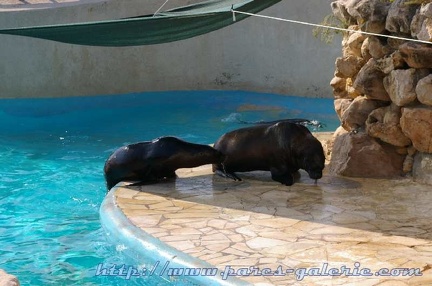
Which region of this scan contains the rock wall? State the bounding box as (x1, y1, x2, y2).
(328, 0, 432, 184)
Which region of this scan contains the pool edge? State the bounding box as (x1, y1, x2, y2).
(99, 186, 251, 286)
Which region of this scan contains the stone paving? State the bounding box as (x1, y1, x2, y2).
(112, 134, 432, 285)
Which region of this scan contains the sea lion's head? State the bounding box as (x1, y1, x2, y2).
(301, 139, 325, 183)
(176, 140, 226, 167)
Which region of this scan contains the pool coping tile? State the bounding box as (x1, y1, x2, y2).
(100, 186, 250, 286)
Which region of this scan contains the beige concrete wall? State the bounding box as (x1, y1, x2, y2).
(0, 0, 340, 98)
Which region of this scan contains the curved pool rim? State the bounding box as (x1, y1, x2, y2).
(100, 185, 250, 286)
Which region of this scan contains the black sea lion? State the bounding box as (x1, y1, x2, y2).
(104, 136, 225, 190)
(212, 121, 325, 186)
(238, 118, 324, 129)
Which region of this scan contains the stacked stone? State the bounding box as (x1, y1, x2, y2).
(328, 0, 432, 184)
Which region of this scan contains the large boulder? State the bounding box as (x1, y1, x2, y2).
(416, 18, 432, 41)
(383, 68, 430, 106)
(331, 1, 356, 24)
(400, 106, 432, 153)
(413, 152, 432, 185)
(420, 2, 432, 18)
(411, 3, 432, 41)
(328, 129, 405, 177)
(0, 269, 19, 286)
(353, 58, 391, 101)
(341, 96, 387, 131)
(330, 76, 349, 98)
(399, 42, 432, 69)
(366, 104, 411, 147)
(322, 126, 347, 160)
(343, 0, 391, 24)
(376, 51, 406, 74)
(334, 98, 353, 120)
(367, 36, 393, 59)
(416, 74, 432, 106)
(385, 0, 419, 34)
(343, 32, 367, 58)
(335, 55, 364, 78)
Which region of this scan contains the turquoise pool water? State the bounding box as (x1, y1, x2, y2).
(0, 90, 338, 285)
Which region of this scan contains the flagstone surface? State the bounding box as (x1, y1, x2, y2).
(111, 134, 432, 285)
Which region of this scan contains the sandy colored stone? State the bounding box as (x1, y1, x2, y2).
(235, 226, 258, 238)
(416, 74, 432, 107)
(162, 234, 201, 242)
(353, 58, 390, 101)
(345, 77, 362, 99)
(147, 201, 175, 209)
(257, 231, 298, 242)
(361, 37, 372, 61)
(401, 106, 432, 153)
(343, 0, 390, 24)
(413, 152, 432, 185)
(251, 217, 298, 228)
(332, 212, 371, 224)
(331, 0, 353, 23)
(197, 252, 223, 261)
(111, 144, 432, 285)
(164, 212, 219, 219)
(334, 98, 353, 121)
(221, 247, 250, 257)
(385, 0, 418, 34)
(129, 214, 163, 228)
(411, 4, 432, 41)
(341, 95, 387, 131)
(201, 233, 230, 242)
(328, 130, 405, 177)
(206, 219, 227, 230)
(206, 255, 238, 265)
(384, 68, 430, 106)
(115, 187, 140, 198)
(403, 154, 415, 173)
(309, 225, 354, 235)
(376, 51, 406, 74)
(368, 36, 392, 59)
(246, 237, 289, 249)
(335, 55, 364, 78)
(173, 240, 199, 251)
(159, 218, 207, 226)
(344, 32, 367, 58)
(331, 76, 348, 98)
(399, 42, 432, 69)
(366, 104, 411, 147)
(169, 228, 202, 235)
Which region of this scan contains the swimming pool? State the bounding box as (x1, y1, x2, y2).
(0, 90, 338, 285)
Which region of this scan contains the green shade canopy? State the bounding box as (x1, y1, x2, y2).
(0, 0, 282, 47)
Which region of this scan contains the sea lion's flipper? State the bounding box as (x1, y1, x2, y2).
(270, 168, 294, 186)
(214, 169, 242, 181)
